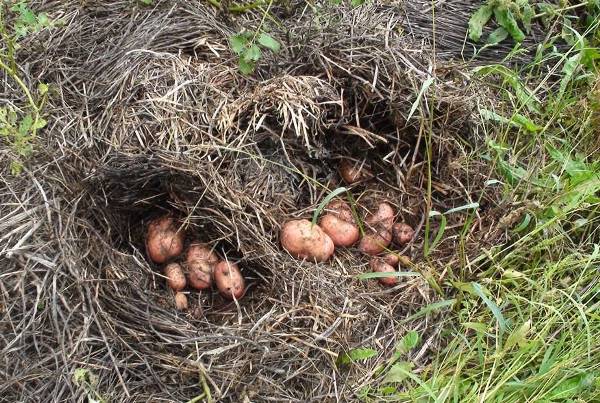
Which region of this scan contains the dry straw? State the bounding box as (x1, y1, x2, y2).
(0, 1, 518, 401)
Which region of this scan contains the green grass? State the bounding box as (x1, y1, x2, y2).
(359, 5, 600, 402)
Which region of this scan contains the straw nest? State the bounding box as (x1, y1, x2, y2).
(1, 1, 512, 401)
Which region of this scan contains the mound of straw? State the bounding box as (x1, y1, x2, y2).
(1, 1, 508, 400)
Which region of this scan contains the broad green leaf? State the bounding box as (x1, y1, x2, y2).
(18, 114, 33, 135)
(472, 282, 507, 332)
(38, 82, 49, 96)
(494, 7, 525, 42)
(396, 331, 420, 354)
(462, 322, 488, 333)
(229, 34, 248, 55)
(511, 113, 540, 132)
(546, 372, 596, 400)
(469, 4, 493, 42)
(383, 362, 413, 384)
(521, 3, 534, 33)
(238, 58, 255, 75)
(33, 118, 47, 130)
(337, 347, 377, 366)
(351, 0, 367, 7)
(258, 33, 280, 52)
(504, 320, 531, 350)
(486, 27, 508, 45)
(243, 44, 261, 62)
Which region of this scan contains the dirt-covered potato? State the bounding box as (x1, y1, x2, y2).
(186, 243, 219, 290)
(146, 215, 185, 264)
(214, 261, 245, 300)
(187, 261, 213, 290)
(164, 262, 186, 291)
(382, 253, 399, 267)
(369, 257, 399, 287)
(280, 219, 335, 262)
(319, 200, 359, 247)
(392, 223, 415, 245)
(338, 159, 373, 184)
(174, 292, 188, 310)
(359, 202, 395, 255)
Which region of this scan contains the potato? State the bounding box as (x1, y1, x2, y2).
(383, 253, 399, 267)
(174, 292, 188, 310)
(164, 262, 186, 291)
(187, 242, 219, 265)
(392, 223, 415, 245)
(281, 219, 335, 262)
(187, 261, 213, 290)
(338, 159, 373, 184)
(319, 200, 359, 247)
(146, 215, 185, 264)
(359, 202, 395, 255)
(214, 260, 245, 300)
(186, 243, 219, 290)
(369, 257, 399, 287)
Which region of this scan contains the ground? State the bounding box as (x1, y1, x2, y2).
(0, 1, 599, 402)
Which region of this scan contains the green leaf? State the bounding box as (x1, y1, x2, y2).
(402, 299, 456, 322)
(19, 114, 33, 135)
(486, 27, 509, 45)
(258, 33, 280, 53)
(337, 347, 377, 366)
(510, 114, 540, 132)
(471, 282, 507, 333)
(238, 58, 255, 75)
(504, 320, 531, 350)
(407, 77, 434, 122)
(425, 210, 447, 256)
(546, 372, 596, 400)
(469, 4, 494, 42)
(521, 3, 534, 33)
(38, 82, 49, 96)
(494, 7, 525, 42)
(311, 187, 348, 226)
(33, 118, 47, 130)
(397, 331, 420, 354)
(243, 44, 261, 62)
(351, 0, 367, 7)
(229, 34, 248, 55)
(383, 362, 413, 384)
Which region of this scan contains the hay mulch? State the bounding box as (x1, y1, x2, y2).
(1, 1, 514, 401)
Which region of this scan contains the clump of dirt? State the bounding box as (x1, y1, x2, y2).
(1, 1, 507, 401)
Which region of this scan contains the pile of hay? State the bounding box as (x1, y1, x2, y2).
(1, 1, 508, 401)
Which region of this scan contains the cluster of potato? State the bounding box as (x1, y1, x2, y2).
(145, 215, 245, 310)
(280, 160, 415, 286)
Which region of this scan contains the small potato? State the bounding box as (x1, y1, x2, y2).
(359, 202, 395, 255)
(359, 230, 393, 255)
(392, 223, 415, 245)
(383, 253, 399, 267)
(319, 200, 359, 247)
(174, 292, 188, 310)
(369, 257, 399, 287)
(187, 243, 219, 266)
(280, 219, 335, 262)
(339, 159, 373, 184)
(214, 261, 245, 300)
(146, 215, 185, 264)
(187, 261, 213, 290)
(164, 262, 186, 291)
(186, 243, 219, 290)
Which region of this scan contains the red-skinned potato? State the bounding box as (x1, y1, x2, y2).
(383, 253, 400, 267)
(164, 262, 186, 291)
(214, 260, 245, 300)
(146, 215, 185, 264)
(369, 257, 399, 287)
(392, 223, 415, 245)
(186, 243, 218, 290)
(319, 200, 359, 247)
(174, 292, 188, 310)
(187, 261, 213, 290)
(359, 202, 395, 255)
(339, 159, 373, 184)
(280, 219, 335, 262)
